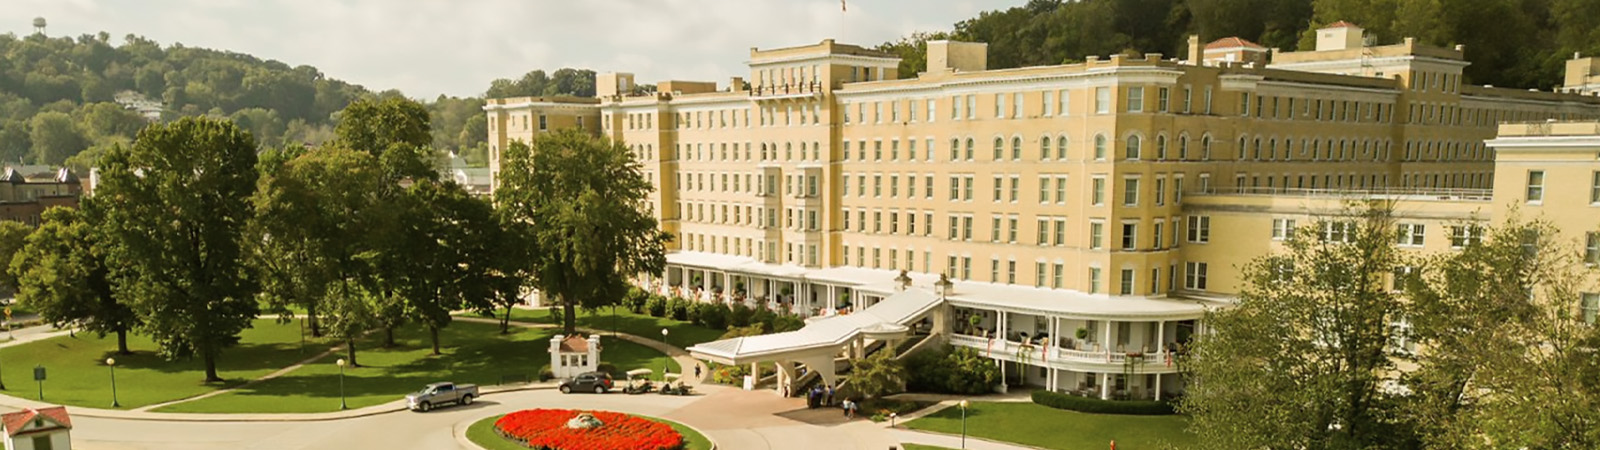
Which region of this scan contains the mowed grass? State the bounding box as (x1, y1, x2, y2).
(904, 401, 1196, 450)
(159, 321, 682, 413)
(0, 319, 314, 409)
(466, 413, 713, 450)
(491, 307, 727, 348)
(900, 444, 958, 450)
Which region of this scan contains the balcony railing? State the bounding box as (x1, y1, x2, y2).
(1194, 186, 1494, 201)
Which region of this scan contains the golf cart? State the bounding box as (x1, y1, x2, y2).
(658, 372, 693, 396)
(621, 369, 655, 394)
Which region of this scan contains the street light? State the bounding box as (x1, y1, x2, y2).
(959, 399, 970, 449)
(660, 328, 670, 347)
(106, 358, 119, 408)
(661, 328, 671, 379)
(336, 358, 348, 410)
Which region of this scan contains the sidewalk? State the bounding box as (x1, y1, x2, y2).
(0, 382, 555, 422)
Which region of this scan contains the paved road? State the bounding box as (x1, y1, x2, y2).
(4, 383, 938, 450)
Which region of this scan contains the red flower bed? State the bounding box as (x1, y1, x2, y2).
(494, 409, 685, 450)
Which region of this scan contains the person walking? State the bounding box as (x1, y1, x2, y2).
(694, 364, 702, 379)
(825, 384, 835, 406)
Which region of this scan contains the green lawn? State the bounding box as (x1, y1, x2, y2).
(490, 307, 727, 348)
(904, 401, 1196, 450)
(0, 319, 314, 409)
(158, 322, 680, 413)
(466, 413, 712, 450)
(900, 444, 957, 450)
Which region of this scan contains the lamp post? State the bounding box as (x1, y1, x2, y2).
(336, 358, 348, 410)
(959, 399, 970, 449)
(661, 328, 670, 347)
(661, 328, 671, 378)
(106, 358, 119, 408)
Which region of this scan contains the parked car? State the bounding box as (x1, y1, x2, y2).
(406, 382, 479, 412)
(558, 371, 614, 394)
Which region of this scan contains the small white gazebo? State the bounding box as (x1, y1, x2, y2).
(549, 334, 602, 379)
(2, 407, 72, 450)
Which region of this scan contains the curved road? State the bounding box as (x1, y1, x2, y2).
(8, 383, 910, 450)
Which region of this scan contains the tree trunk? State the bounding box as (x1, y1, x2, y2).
(116, 328, 130, 355)
(346, 338, 359, 367)
(384, 327, 395, 348)
(562, 296, 577, 335)
(202, 348, 222, 382)
(307, 302, 322, 337)
(429, 325, 441, 355)
(500, 306, 512, 334)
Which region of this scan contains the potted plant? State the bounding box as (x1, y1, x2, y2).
(1076, 327, 1091, 350)
(968, 315, 983, 336)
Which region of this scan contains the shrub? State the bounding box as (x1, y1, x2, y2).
(595, 362, 620, 378)
(710, 363, 749, 385)
(1031, 390, 1176, 415)
(538, 369, 555, 382)
(727, 303, 753, 327)
(769, 313, 805, 333)
(719, 324, 765, 340)
(645, 296, 667, 317)
(751, 307, 778, 330)
(694, 302, 728, 330)
(905, 345, 1001, 395)
(668, 297, 691, 321)
(622, 288, 650, 313)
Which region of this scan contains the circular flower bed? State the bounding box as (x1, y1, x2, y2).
(494, 409, 685, 450)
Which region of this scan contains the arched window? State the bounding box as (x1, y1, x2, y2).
(1040, 136, 1052, 160)
(1126, 135, 1142, 160)
(1156, 135, 1168, 160)
(965, 138, 975, 160)
(993, 137, 1005, 161)
(1011, 137, 1023, 160)
(1201, 135, 1213, 160)
(1178, 134, 1190, 160)
(1237, 136, 1248, 161)
(1056, 136, 1069, 160)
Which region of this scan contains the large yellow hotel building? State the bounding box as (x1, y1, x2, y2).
(486, 22, 1600, 400)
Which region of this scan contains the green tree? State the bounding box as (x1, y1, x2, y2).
(11, 202, 137, 354)
(495, 130, 669, 335)
(28, 111, 85, 165)
(390, 179, 497, 354)
(0, 221, 32, 295)
(847, 351, 908, 400)
(1180, 202, 1412, 450)
(96, 117, 260, 382)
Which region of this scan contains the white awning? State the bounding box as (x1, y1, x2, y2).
(689, 288, 940, 365)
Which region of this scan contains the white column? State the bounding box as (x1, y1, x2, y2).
(1048, 368, 1057, 392)
(1157, 320, 1166, 353)
(1104, 320, 1114, 358)
(998, 311, 1008, 341)
(1156, 373, 1163, 401)
(1100, 373, 1110, 400)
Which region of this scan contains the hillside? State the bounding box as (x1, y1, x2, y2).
(877, 0, 1600, 90)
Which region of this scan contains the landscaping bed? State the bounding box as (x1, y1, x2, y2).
(467, 410, 712, 450)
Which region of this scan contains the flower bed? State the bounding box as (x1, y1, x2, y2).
(494, 409, 685, 450)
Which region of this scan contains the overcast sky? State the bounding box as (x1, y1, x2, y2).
(3, 0, 1019, 98)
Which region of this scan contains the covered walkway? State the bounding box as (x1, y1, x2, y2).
(688, 287, 945, 394)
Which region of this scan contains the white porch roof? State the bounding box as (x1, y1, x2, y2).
(689, 288, 941, 365)
(666, 252, 811, 278)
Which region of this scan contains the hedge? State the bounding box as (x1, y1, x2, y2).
(1031, 390, 1176, 415)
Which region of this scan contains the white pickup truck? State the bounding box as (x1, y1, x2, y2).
(406, 382, 479, 412)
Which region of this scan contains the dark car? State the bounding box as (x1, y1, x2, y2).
(558, 371, 614, 394)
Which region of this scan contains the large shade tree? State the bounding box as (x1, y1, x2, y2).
(495, 129, 668, 335)
(11, 202, 136, 353)
(390, 178, 498, 354)
(96, 117, 260, 382)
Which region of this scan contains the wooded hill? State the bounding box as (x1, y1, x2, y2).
(876, 0, 1600, 90)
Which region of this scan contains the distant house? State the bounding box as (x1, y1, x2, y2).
(0, 166, 82, 226)
(2, 407, 73, 450)
(445, 155, 492, 196)
(112, 91, 164, 122)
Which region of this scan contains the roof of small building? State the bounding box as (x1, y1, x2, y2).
(1205, 37, 1266, 51)
(2, 165, 77, 184)
(1325, 20, 1361, 29)
(2, 407, 71, 438)
(558, 335, 590, 353)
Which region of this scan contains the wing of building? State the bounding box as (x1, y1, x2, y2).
(485, 22, 1600, 401)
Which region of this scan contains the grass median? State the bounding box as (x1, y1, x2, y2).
(904, 401, 1196, 449)
(0, 319, 312, 409)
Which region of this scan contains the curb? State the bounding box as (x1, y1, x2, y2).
(1, 384, 556, 423)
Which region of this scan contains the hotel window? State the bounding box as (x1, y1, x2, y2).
(1090, 221, 1105, 249)
(1126, 135, 1142, 160)
(1039, 136, 1052, 160)
(1119, 269, 1135, 295)
(1089, 267, 1103, 294)
(1122, 177, 1139, 206)
(1201, 135, 1212, 160)
(1526, 170, 1544, 202)
(1187, 216, 1210, 243)
(964, 175, 974, 200)
(1396, 223, 1426, 247)
(1036, 263, 1047, 287)
(1272, 219, 1297, 241)
(1011, 137, 1022, 160)
(925, 176, 934, 199)
(965, 138, 975, 160)
(891, 140, 900, 161)
(992, 137, 1004, 161)
(1009, 176, 1020, 202)
(1183, 86, 1192, 112)
(908, 139, 917, 160)
(538, 115, 548, 130)
(928, 100, 936, 122)
(949, 138, 961, 161)
(1121, 223, 1137, 250)
(1052, 264, 1064, 288)
(1185, 262, 1208, 290)
(949, 176, 961, 200)
(843, 210, 851, 231)
(995, 93, 1005, 118)
(1038, 176, 1051, 203)
(1126, 87, 1144, 112)
(1153, 222, 1164, 249)
(1007, 260, 1017, 284)
(962, 256, 972, 279)
(991, 216, 1003, 242)
(948, 216, 960, 239)
(856, 175, 866, 196)
(924, 212, 934, 235)
(890, 175, 899, 197)
(873, 175, 882, 197)
(1055, 177, 1067, 203)
(1094, 134, 1108, 160)
(1053, 219, 1066, 245)
(1158, 87, 1170, 112)
(1037, 218, 1050, 246)
(992, 176, 1003, 201)
(1590, 171, 1599, 204)
(1154, 177, 1167, 206)
(1091, 177, 1106, 206)
(963, 215, 974, 240)
(1322, 221, 1355, 243)
(1008, 216, 1019, 243)
(1014, 92, 1024, 117)
(1203, 86, 1213, 114)
(1095, 87, 1111, 114)
(1583, 293, 1599, 325)
(1057, 136, 1069, 159)
(952, 96, 962, 120)
(966, 95, 976, 119)
(1043, 91, 1055, 116)
(1586, 232, 1600, 265)
(1156, 135, 1167, 160)
(908, 212, 917, 235)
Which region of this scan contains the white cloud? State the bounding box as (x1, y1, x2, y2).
(1, 0, 1019, 97)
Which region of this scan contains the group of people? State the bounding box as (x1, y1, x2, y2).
(804, 384, 860, 418)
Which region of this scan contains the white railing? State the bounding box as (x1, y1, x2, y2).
(1195, 186, 1494, 201)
